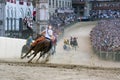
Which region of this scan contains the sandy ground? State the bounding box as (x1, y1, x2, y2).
(48, 22, 95, 66)
(0, 62, 120, 80)
(1, 22, 120, 80)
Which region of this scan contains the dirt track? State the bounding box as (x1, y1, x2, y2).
(49, 22, 98, 66)
(1, 22, 120, 80)
(0, 62, 120, 80)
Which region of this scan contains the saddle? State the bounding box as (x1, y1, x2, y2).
(31, 36, 46, 47)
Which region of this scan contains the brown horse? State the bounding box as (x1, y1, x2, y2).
(21, 37, 52, 63)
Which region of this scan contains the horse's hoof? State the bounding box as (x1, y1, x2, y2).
(21, 57, 24, 59)
(27, 56, 30, 58)
(28, 61, 32, 63)
(46, 59, 49, 62)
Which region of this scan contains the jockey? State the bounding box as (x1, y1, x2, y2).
(45, 25, 54, 40)
(31, 25, 54, 49)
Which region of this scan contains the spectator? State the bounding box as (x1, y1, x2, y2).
(33, 8, 36, 21)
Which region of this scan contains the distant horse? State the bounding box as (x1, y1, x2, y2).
(21, 37, 52, 63)
(70, 37, 78, 50)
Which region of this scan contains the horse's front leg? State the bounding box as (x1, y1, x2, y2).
(27, 52, 34, 58)
(21, 49, 32, 59)
(36, 52, 44, 62)
(28, 52, 37, 63)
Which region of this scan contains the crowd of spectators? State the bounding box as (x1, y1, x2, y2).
(94, 3, 120, 8)
(49, 12, 78, 36)
(23, 16, 33, 31)
(90, 2, 120, 19)
(90, 10, 120, 19)
(90, 19, 120, 52)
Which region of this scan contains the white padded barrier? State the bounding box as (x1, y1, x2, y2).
(0, 37, 26, 58)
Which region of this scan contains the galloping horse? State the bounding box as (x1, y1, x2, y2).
(70, 37, 78, 50)
(21, 36, 52, 63)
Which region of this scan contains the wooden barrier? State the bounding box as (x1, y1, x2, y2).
(93, 48, 120, 61)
